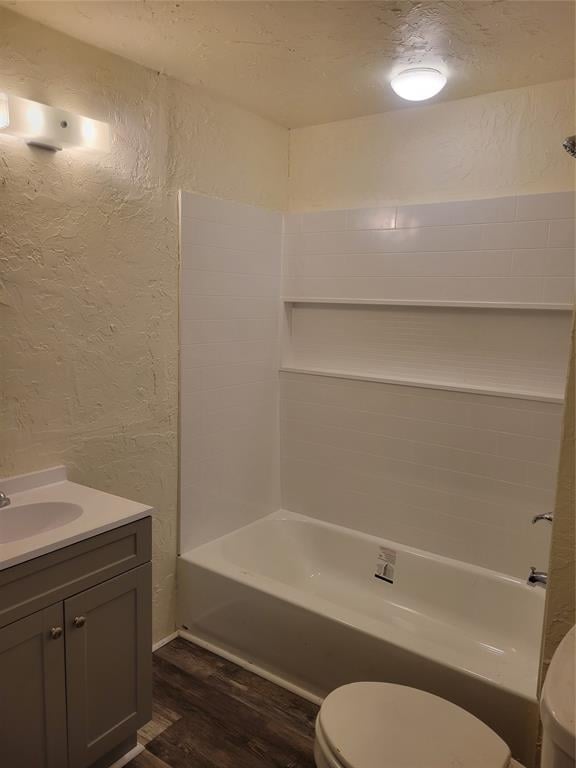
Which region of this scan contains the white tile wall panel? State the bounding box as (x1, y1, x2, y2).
(182, 362, 277, 393)
(280, 457, 551, 576)
(511, 248, 574, 277)
(279, 371, 562, 432)
(300, 210, 348, 232)
(284, 250, 514, 278)
(548, 219, 576, 248)
(280, 416, 556, 489)
(283, 276, 553, 303)
(283, 213, 302, 234)
(181, 383, 277, 461)
(187, 378, 278, 416)
(183, 244, 280, 275)
(516, 192, 575, 221)
(346, 207, 396, 230)
(179, 191, 281, 553)
(395, 197, 517, 228)
(279, 371, 561, 576)
(181, 296, 278, 322)
(181, 217, 280, 254)
(283, 304, 570, 400)
(480, 221, 549, 250)
(540, 277, 576, 304)
(181, 339, 278, 368)
(181, 318, 278, 346)
(181, 270, 279, 297)
(282, 191, 575, 306)
(179, 191, 571, 578)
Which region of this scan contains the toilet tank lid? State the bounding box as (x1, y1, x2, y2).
(317, 682, 510, 768)
(541, 626, 576, 758)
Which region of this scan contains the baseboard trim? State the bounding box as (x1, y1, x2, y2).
(152, 631, 179, 652)
(107, 743, 144, 768)
(177, 628, 322, 705)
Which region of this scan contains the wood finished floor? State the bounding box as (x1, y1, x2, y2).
(127, 638, 318, 768)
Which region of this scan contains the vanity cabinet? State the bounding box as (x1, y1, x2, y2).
(0, 518, 152, 768)
(0, 603, 68, 768)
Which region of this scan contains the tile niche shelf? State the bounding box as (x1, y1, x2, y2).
(283, 298, 574, 311)
(280, 299, 573, 403)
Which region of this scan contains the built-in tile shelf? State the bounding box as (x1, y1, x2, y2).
(283, 298, 573, 311)
(279, 365, 564, 403)
(281, 301, 571, 404)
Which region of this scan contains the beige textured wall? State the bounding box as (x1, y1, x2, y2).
(540, 318, 575, 684)
(289, 80, 575, 210)
(0, 7, 288, 642)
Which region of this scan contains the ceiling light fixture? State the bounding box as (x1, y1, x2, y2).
(0, 93, 110, 151)
(0, 92, 9, 129)
(390, 68, 447, 102)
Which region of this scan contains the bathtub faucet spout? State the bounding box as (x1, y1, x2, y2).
(532, 513, 553, 524)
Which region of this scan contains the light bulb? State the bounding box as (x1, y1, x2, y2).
(390, 68, 447, 102)
(0, 93, 9, 129)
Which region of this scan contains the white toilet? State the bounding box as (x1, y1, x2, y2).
(314, 626, 575, 768)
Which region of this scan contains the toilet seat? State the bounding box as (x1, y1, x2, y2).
(315, 682, 511, 768)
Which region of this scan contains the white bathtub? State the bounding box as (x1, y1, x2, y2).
(178, 510, 545, 767)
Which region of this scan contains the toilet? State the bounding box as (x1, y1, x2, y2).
(314, 626, 575, 768)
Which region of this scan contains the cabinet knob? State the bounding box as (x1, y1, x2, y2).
(50, 626, 63, 640)
(73, 616, 86, 628)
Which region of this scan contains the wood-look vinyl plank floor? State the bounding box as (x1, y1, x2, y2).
(128, 638, 318, 768)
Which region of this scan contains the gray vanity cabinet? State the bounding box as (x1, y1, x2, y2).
(0, 518, 152, 768)
(0, 603, 68, 768)
(65, 564, 152, 768)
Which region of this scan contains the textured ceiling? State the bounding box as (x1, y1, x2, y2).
(6, 1, 576, 127)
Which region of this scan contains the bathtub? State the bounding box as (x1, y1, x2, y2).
(178, 510, 545, 767)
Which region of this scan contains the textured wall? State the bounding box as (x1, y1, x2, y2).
(289, 80, 575, 211)
(0, 7, 288, 642)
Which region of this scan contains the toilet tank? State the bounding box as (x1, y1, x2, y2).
(540, 626, 575, 768)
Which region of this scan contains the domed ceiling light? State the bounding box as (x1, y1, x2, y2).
(390, 68, 447, 102)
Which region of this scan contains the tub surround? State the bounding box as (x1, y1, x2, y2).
(279, 191, 573, 577)
(179, 192, 282, 551)
(282, 192, 575, 307)
(179, 191, 572, 577)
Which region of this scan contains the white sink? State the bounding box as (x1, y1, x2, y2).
(0, 466, 152, 570)
(0, 502, 84, 543)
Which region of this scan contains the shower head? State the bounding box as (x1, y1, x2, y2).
(563, 135, 576, 158)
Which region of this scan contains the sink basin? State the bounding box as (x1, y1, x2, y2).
(0, 502, 84, 543)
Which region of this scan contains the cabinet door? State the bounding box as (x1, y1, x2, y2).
(0, 603, 68, 768)
(65, 563, 152, 768)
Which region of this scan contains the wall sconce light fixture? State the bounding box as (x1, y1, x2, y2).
(0, 93, 110, 152)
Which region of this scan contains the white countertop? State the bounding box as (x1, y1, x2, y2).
(0, 466, 153, 571)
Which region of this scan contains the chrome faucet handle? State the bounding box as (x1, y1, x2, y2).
(532, 513, 554, 524)
(528, 566, 548, 587)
